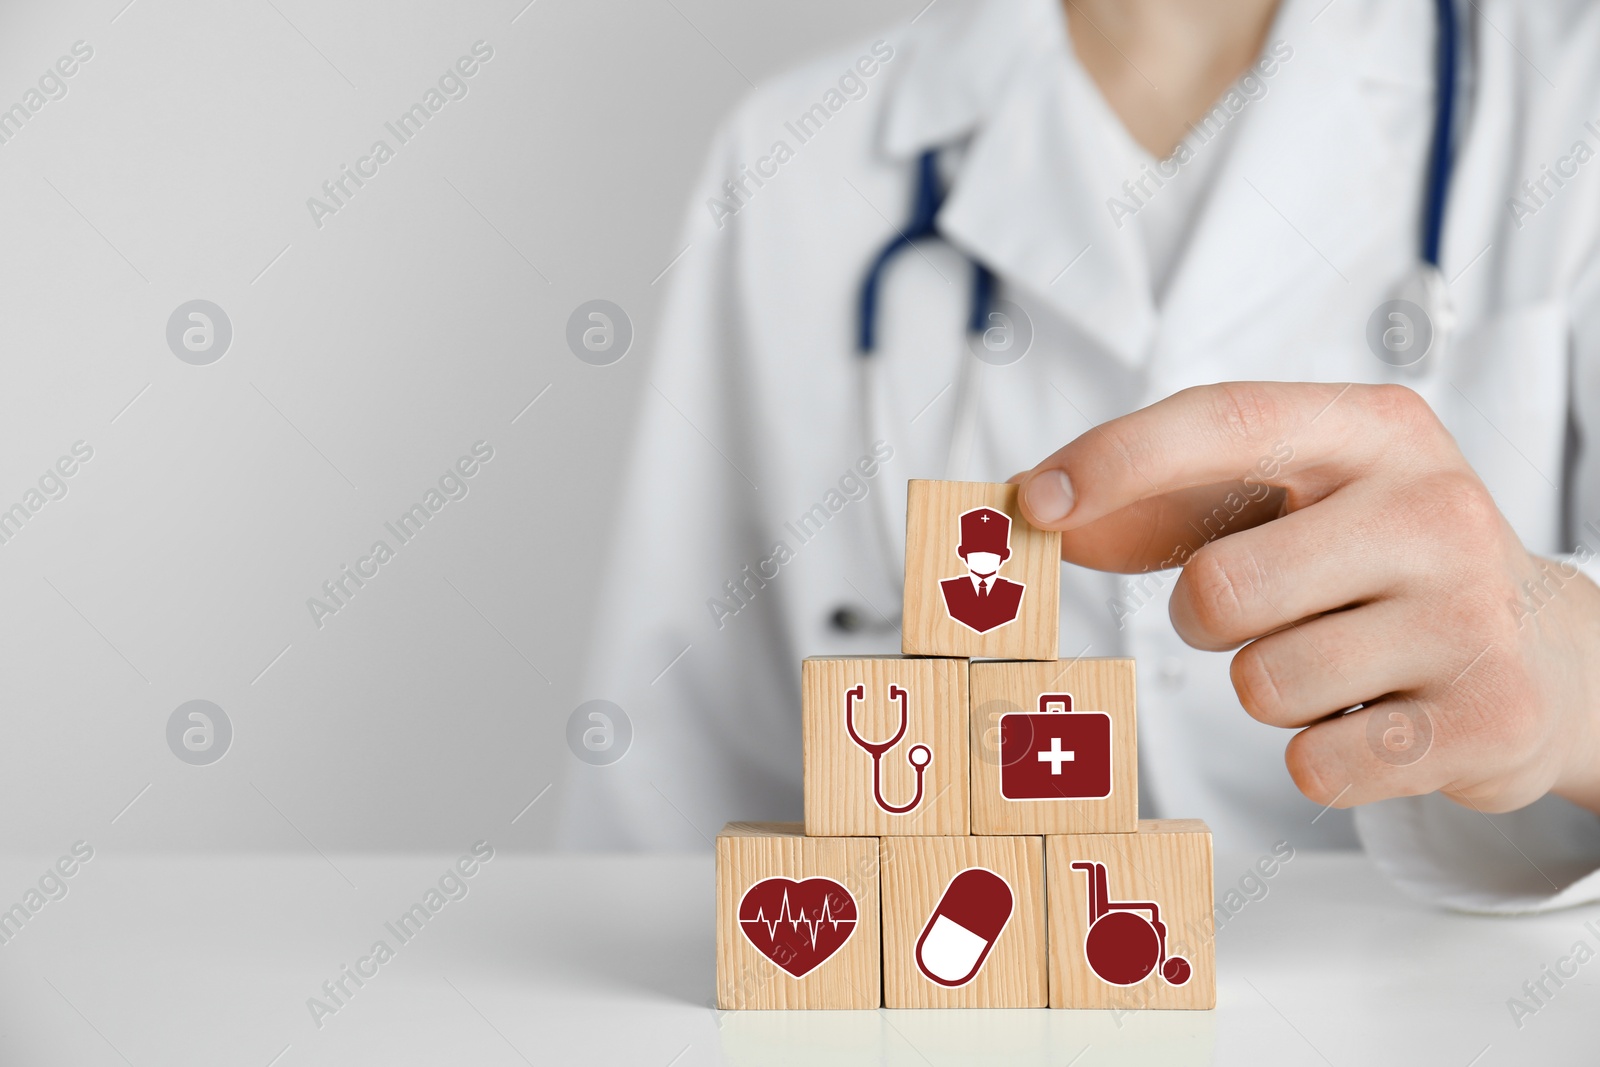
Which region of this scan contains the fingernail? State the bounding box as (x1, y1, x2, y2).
(1022, 469, 1074, 524)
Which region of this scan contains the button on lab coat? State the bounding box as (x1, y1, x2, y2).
(561, 0, 1600, 912)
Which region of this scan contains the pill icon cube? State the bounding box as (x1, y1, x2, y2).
(915, 867, 1014, 987)
(882, 836, 1045, 1008)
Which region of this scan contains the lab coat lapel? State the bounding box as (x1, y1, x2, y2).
(881, 0, 1158, 369)
(880, 0, 1061, 158)
(881, 0, 1433, 375)
(937, 48, 1159, 368)
(1152, 0, 1432, 375)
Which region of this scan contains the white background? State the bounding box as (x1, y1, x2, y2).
(0, 0, 918, 852)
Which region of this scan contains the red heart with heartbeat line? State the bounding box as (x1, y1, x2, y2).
(738, 877, 857, 978)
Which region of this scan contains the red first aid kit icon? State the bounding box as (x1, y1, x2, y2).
(999, 694, 1112, 801)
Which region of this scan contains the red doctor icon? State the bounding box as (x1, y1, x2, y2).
(844, 684, 931, 815)
(1071, 862, 1191, 987)
(939, 507, 1025, 633)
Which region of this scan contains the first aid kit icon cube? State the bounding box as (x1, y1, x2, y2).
(969, 658, 1138, 835)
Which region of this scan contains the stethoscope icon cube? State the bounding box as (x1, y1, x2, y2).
(800, 657, 970, 838)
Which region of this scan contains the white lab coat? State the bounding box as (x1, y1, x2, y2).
(561, 0, 1600, 912)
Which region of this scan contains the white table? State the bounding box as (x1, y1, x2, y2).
(0, 849, 1593, 1065)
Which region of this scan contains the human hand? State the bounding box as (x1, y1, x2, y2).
(1013, 382, 1600, 815)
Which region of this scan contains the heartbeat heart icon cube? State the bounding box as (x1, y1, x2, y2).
(716, 822, 881, 1009)
(880, 835, 1046, 1008)
(969, 659, 1137, 835)
(1046, 820, 1215, 1010)
(901, 481, 1060, 661)
(802, 657, 970, 837)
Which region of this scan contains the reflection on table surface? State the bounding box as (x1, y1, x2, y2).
(717, 1007, 1214, 1067)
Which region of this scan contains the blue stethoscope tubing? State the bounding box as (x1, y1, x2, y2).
(1422, 0, 1458, 272)
(858, 150, 997, 353)
(1411, 0, 1460, 358)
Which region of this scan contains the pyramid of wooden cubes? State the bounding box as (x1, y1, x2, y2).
(716, 480, 1215, 1010)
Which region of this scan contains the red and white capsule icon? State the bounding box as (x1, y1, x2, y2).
(914, 867, 1014, 987)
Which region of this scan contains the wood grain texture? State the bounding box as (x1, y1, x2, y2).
(716, 823, 881, 1009)
(803, 657, 969, 837)
(1046, 820, 1215, 1010)
(880, 835, 1046, 1008)
(968, 658, 1138, 835)
(901, 480, 1060, 660)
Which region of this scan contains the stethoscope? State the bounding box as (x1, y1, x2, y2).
(844, 684, 930, 814)
(829, 0, 1463, 636)
(1397, 0, 1461, 366)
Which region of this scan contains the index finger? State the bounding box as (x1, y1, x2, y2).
(1016, 382, 1420, 531)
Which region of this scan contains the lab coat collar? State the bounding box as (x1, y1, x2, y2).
(879, 0, 1434, 372)
(880, 0, 1064, 159)
(1148, 0, 1435, 371)
(885, 0, 1158, 365)
(940, 51, 1160, 366)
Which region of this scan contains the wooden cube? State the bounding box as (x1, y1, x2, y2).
(1046, 820, 1215, 1010)
(968, 658, 1138, 835)
(716, 822, 881, 1009)
(881, 835, 1046, 1008)
(902, 480, 1060, 660)
(803, 657, 969, 837)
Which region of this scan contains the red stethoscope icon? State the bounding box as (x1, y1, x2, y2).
(844, 684, 931, 815)
(1071, 861, 1191, 987)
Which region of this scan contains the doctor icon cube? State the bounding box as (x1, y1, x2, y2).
(969, 658, 1138, 835)
(803, 657, 970, 837)
(1046, 820, 1215, 1010)
(716, 823, 882, 1009)
(902, 481, 1060, 660)
(881, 835, 1046, 1007)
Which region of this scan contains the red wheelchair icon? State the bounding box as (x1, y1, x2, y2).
(1071, 861, 1191, 987)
